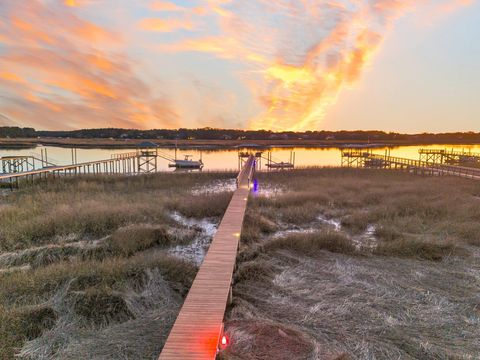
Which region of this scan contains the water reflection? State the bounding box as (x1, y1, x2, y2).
(1, 144, 480, 172)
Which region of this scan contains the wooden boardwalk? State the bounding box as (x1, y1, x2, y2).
(0, 151, 158, 186)
(419, 148, 480, 165)
(159, 155, 255, 360)
(341, 150, 480, 180)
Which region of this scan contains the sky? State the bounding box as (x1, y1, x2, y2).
(0, 0, 478, 132)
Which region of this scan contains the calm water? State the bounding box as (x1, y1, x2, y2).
(1, 144, 480, 172)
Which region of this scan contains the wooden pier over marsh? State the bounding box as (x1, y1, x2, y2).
(0, 151, 146, 188)
(419, 148, 480, 166)
(0, 147, 204, 188)
(159, 155, 256, 360)
(341, 149, 480, 180)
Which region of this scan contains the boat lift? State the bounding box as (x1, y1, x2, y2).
(168, 154, 203, 170)
(263, 151, 295, 170)
(136, 141, 204, 171)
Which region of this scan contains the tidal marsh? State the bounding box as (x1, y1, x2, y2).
(225, 168, 480, 359)
(0, 172, 235, 359)
(2, 168, 480, 359)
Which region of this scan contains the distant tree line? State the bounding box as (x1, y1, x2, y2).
(0, 127, 36, 138)
(1, 126, 480, 143)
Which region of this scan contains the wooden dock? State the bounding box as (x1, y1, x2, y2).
(419, 148, 480, 165)
(341, 149, 480, 180)
(0, 152, 138, 187)
(159, 155, 256, 360)
(0, 150, 171, 187)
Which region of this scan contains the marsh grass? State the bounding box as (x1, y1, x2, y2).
(107, 225, 172, 257)
(227, 168, 480, 359)
(251, 168, 480, 250)
(0, 171, 235, 358)
(263, 231, 356, 256)
(0, 305, 57, 359)
(73, 288, 134, 326)
(0, 172, 235, 251)
(219, 320, 315, 360)
(374, 224, 404, 242)
(0, 253, 196, 358)
(167, 191, 233, 218)
(0, 253, 196, 307)
(240, 212, 277, 245)
(234, 259, 275, 283)
(373, 238, 463, 261)
(340, 211, 372, 233)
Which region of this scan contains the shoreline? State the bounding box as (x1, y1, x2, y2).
(1, 137, 480, 150)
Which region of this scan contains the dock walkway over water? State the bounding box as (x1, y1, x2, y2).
(0, 151, 141, 186)
(159, 155, 255, 360)
(342, 149, 480, 180)
(0, 148, 204, 187)
(419, 148, 480, 165)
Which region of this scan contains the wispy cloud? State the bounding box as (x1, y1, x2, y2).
(0, 0, 474, 130)
(0, 0, 178, 130)
(156, 0, 473, 130)
(149, 1, 185, 12)
(139, 17, 195, 32)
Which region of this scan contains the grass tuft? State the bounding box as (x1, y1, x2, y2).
(167, 192, 233, 218)
(220, 320, 314, 360)
(373, 239, 462, 261)
(107, 225, 171, 257)
(234, 260, 274, 283)
(374, 225, 403, 242)
(263, 231, 356, 256)
(73, 288, 134, 326)
(0, 305, 57, 359)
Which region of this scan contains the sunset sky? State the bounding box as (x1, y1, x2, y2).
(0, 0, 478, 132)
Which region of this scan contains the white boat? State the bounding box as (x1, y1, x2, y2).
(168, 155, 203, 169)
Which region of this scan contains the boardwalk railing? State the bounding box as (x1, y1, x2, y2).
(419, 148, 480, 165)
(0, 153, 142, 187)
(159, 155, 255, 360)
(342, 150, 480, 180)
(111, 151, 138, 160)
(0, 149, 179, 187)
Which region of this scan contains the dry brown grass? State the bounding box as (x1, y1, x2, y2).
(107, 225, 172, 257)
(250, 168, 480, 251)
(219, 320, 315, 360)
(227, 168, 480, 359)
(234, 259, 275, 284)
(0, 171, 234, 358)
(240, 212, 277, 245)
(373, 238, 463, 261)
(263, 231, 356, 256)
(167, 191, 233, 218)
(0, 171, 234, 251)
(0, 253, 196, 307)
(73, 288, 134, 326)
(0, 253, 197, 358)
(0, 305, 57, 359)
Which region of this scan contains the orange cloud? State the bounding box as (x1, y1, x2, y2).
(0, 72, 24, 83)
(63, 0, 93, 7)
(139, 17, 195, 32)
(157, 0, 472, 130)
(76, 21, 119, 43)
(0, 0, 474, 131)
(0, 0, 179, 130)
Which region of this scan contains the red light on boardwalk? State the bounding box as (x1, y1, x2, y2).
(220, 335, 229, 349)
